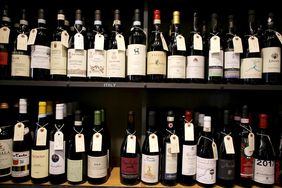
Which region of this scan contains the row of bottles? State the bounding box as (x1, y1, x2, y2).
(1, 6, 282, 84)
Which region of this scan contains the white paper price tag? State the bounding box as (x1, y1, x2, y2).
(36, 127, 47, 146)
(170, 135, 180, 153)
(149, 133, 159, 153)
(126, 135, 136, 153)
(176, 34, 186, 51)
(184, 122, 194, 141)
(54, 131, 64, 150)
(75, 133, 85, 152)
(116, 34, 126, 51)
(92, 133, 102, 151)
(61, 30, 69, 48)
(210, 36, 220, 53)
(224, 135, 235, 154)
(233, 36, 243, 53)
(160, 32, 168, 51)
(193, 33, 203, 50)
(74, 33, 84, 50)
(275, 31, 282, 45)
(248, 132, 255, 151)
(0, 27, 10, 44)
(248, 36, 260, 53)
(13, 122, 25, 141)
(17, 34, 28, 51)
(212, 141, 218, 160)
(27, 29, 37, 45)
(95, 34, 104, 50)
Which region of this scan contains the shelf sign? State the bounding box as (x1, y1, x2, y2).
(103, 82, 117, 87)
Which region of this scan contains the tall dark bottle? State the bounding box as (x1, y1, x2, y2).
(120, 111, 141, 185)
(146, 10, 167, 82)
(101, 109, 111, 175)
(141, 110, 160, 185)
(127, 9, 146, 82)
(30, 9, 50, 80)
(12, 98, 32, 182)
(253, 114, 275, 186)
(261, 12, 281, 84)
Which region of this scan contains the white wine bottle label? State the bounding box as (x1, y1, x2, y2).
(181, 145, 196, 176)
(51, 41, 67, 75)
(127, 44, 146, 76)
(13, 122, 25, 141)
(49, 141, 65, 175)
(67, 49, 87, 77)
(12, 151, 30, 177)
(262, 47, 281, 73)
(54, 131, 64, 150)
(67, 159, 83, 182)
(116, 34, 126, 51)
(218, 159, 235, 180)
(31, 45, 50, 69)
(248, 132, 255, 151)
(27, 29, 37, 45)
(17, 34, 28, 51)
(186, 55, 205, 79)
(141, 154, 159, 183)
(75, 134, 85, 152)
(224, 51, 240, 69)
(184, 122, 194, 141)
(11, 54, 30, 77)
(248, 36, 260, 53)
(196, 156, 216, 184)
(74, 33, 84, 50)
(210, 36, 220, 53)
(167, 55, 186, 79)
(31, 149, 48, 178)
(275, 32, 282, 45)
(208, 50, 223, 77)
(87, 155, 107, 178)
(94, 34, 104, 50)
(240, 58, 262, 79)
(165, 143, 178, 176)
(254, 159, 275, 184)
(160, 33, 168, 51)
(170, 135, 180, 153)
(92, 133, 102, 151)
(233, 36, 243, 53)
(36, 127, 47, 146)
(149, 133, 159, 153)
(126, 135, 136, 154)
(0, 139, 12, 176)
(106, 49, 125, 78)
(147, 51, 166, 75)
(176, 35, 186, 51)
(224, 135, 235, 154)
(61, 31, 69, 48)
(193, 33, 203, 50)
(87, 49, 106, 77)
(212, 141, 218, 160)
(0, 26, 10, 44)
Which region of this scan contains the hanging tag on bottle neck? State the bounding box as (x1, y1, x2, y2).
(75, 133, 85, 152)
(170, 135, 180, 153)
(160, 32, 168, 51)
(13, 122, 25, 141)
(210, 35, 220, 53)
(184, 122, 194, 141)
(17, 34, 28, 51)
(193, 33, 203, 50)
(27, 29, 37, 45)
(74, 33, 84, 50)
(36, 127, 47, 146)
(95, 33, 104, 51)
(92, 132, 102, 151)
(116, 34, 126, 51)
(54, 131, 64, 150)
(126, 134, 136, 154)
(61, 30, 69, 48)
(149, 133, 159, 153)
(176, 34, 186, 51)
(233, 36, 243, 53)
(224, 135, 235, 154)
(248, 132, 255, 151)
(0, 26, 10, 44)
(275, 31, 282, 45)
(212, 141, 218, 160)
(248, 36, 260, 53)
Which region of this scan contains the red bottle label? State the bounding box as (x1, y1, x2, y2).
(121, 157, 139, 175)
(0, 51, 8, 65)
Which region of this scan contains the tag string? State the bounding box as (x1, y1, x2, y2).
(74, 25, 83, 34)
(55, 124, 64, 132)
(126, 129, 136, 135)
(210, 32, 219, 36)
(166, 129, 175, 135)
(197, 135, 214, 145)
(93, 127, 103, 134)
(244, 34, 257, 38)
(17, 120, 29, 124)
(239, 124, 253, 133)
(220, 131, 232, 136)
(131, 26, 147, 36)
(184, 119, 193, 124)
(147, 130, 157, 135)
(257, 132, 275, 155)
(36, 122, 48, 129)
(73, 127, 83, 134)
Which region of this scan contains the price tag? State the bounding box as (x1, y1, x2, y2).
(116, 34, 126, 51)
(170, 135, 180, 153)
(0, 27, 10, 44)
(224, 135, 235, 154)
(74, 33, 84, 50)
(75, 133, 85, 152)
(210, 36, 220, 53)
(248, 132, 255, 151)
(61, 30, 69, 48)
(27, 29, 37, 45)
(212, 141, 218, 160)
(160, 32, 168, 51)
(184, 122, 194, 141)
(36, 127, 47, 146)
(92, 133, 102, 151)
(248, 36, 260, 53)
(176, 34, 186, 51)
(54, 131, 64, 150)
(13, 122, 25, 141)
(275, 31, 282, 45)
(17, 34, 28, 51)
(94, 33, 104, 50)
(233, 36, 243, 53)
(126, 135, 136, 154)
(193, 33, 203, 50)
(149, 133, 159, 152)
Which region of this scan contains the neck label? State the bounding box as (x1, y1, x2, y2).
(185, 122, 194, 141)
(0, 26, 10, 44)
(36, 127, 47, 146)
(233, 36, 243, 53)
(248, 36, 260, 53)
(170, 135, 180, 153)
(17, 34, 28, 51)
(95, 34, 104, 50)
(75, 133, 85, 152)
(210, 36, 220, 53)
(224, 135, 235, 154)
(176, 34, 186, 51)
(74, 33, 84, 50)
(61, 31, 69, 48)
(27, 29, 37, 45)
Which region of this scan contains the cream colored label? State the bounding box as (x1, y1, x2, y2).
(94, 34, 104, 50)
(31, 45, 50, 69)
(87, 49, 106, 77)
(74, 33, 84, 50)
(0, 139, 12, 176)
(182, 145, 196, 176)
(224, 135, 235, 154)
(11, 54, 30, 77)
(147, 51, 166, 75)
(193, 33, 203, 50)
(210, 36, 220, 53)
(176, 35, 186, 51)
(67, 159, 83, 182)
(31, 149, 48, 178)
(141, 154, 159, 183)
(17, 34, 28, 51)
(67, 49, 87, 77)
(87, 155, 107, 178)
(165, 143, 177, 174)
(186, 55, 205, 79)
(233, 36, 243, 53)
(106, 49, 125, 78)
(240, 58, 262, 79)
(167, 55, 186, 79)
(262, 47, 281, 73)
(27, 29, 37, 45)
(224, 51, 240, 69)
(196, 156, 216, 184)
(116, 34, 126, 51)
(248, 36, 260, 53)
(127, 44, 146, 76)
(51, 41, 67, 75)
(149, 133, 159, 153)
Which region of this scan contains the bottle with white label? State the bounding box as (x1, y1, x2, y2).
(12, 99, 32, 183)
(196, 116, 217, 187)
(253, 114, 275, 186)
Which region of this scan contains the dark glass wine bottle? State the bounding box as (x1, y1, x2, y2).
(12, 98, 32, 182)
(101, 109, 111, 176)
(146, 10, 167, 82)
(120, 111, 141, 185)
(30, 9, 50, 80)
(127, 9, 146, 82)
(275, 132, 282, 186)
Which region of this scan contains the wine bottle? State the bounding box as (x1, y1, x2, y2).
(12, 98, 32, 182)
(87, 110, 109, 184)
(160, 110, 179, 186)
(120, 111, 141, 185)
(50, 10, 68, 80)
(167, 11, 186, 82)
(146, 10, 167, 82)
(253, 114, 275, 186)
(31, 101, 49, 184)
(179, 110, 196, 185)
(141, 110, 160, 185)
(30, 9, 50, 80)
(261, 12, 281, 85)
(11, 9, 30, 79)
(106, 9, 126, 82)
(196, 116, 217, 187)
(101, 109, 111, 176)
(67, 9, 87, 81)
(186, 12, 205, 83)
(240, 10, 262, 84)
(275, 132, 282, 186)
